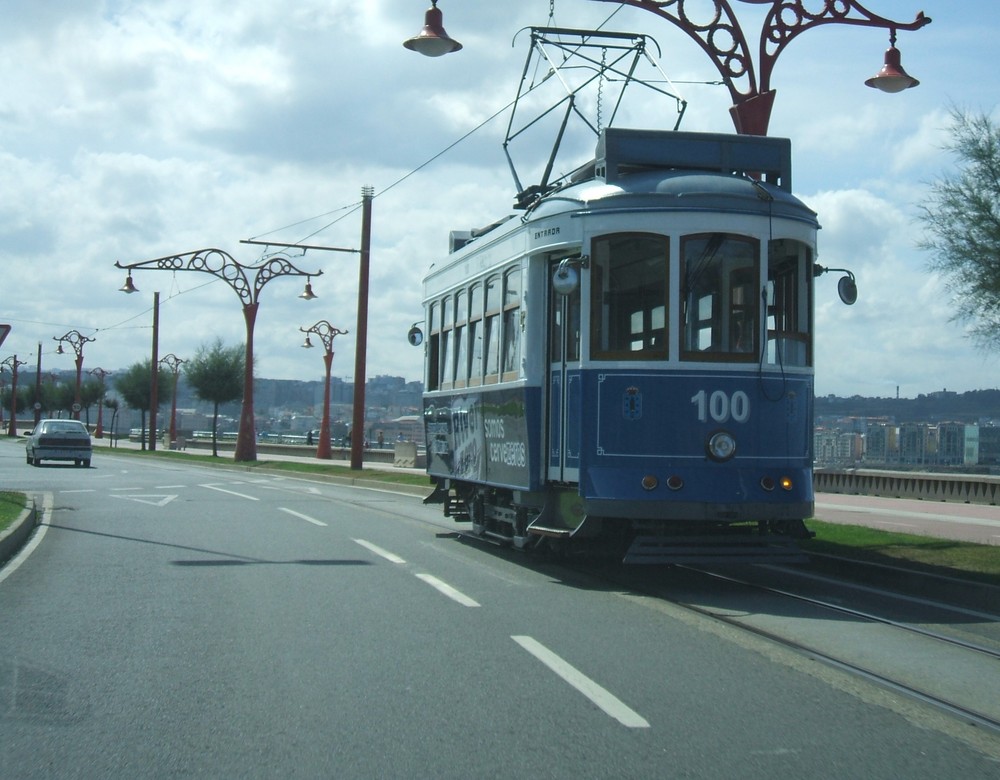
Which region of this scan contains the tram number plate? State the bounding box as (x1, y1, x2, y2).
(691, 390, 750, 424)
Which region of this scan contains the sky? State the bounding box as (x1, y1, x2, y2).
(0, 0, 995, 400)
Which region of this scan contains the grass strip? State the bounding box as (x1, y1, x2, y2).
(0, 491, 28, 534)
(804, 518, 1000, 587)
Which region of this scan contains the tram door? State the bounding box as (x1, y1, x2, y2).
(547, 262, 582, 483)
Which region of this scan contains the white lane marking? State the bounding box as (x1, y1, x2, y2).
(111, 487, 143, 492)
(199, 483, 260, 501)
(279, 507, 327, 527)
(512, 635, 650, 729)
(414, 573, 481, 607)
(110, 494, 177, 508)
(0, 494, 53, 586)
(353, 538, 406, 564)
(59, 489, 96, 494)
(156, 485, 187, 489)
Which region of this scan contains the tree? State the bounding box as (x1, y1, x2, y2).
(185, 339, 245, 457)
(114, 360, 172, 450)
(919, 107, 1000, 350)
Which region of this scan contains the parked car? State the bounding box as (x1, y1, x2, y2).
(25, 419, 93, 467)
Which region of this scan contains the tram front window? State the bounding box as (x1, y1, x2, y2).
(590, 233, 669, 360)
(681, 233, 759, 361)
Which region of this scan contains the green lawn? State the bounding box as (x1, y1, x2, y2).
(0, 491, 28, 534)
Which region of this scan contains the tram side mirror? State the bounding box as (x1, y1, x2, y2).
(837, 274, 858, 306)
(553, 255, 588, 296)
(407, 323, 424, 346)
(814, 264, 858, 306)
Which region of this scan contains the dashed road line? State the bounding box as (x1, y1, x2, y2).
(512, 635, 650, 729)
(279, 507, 327, 527)
(199, 483, 260, 501)
(414, 573, 481, 607)
(353, 538, 406, 564)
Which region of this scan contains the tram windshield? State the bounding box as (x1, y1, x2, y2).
(590, 233, 669, 359)
(681, 233, 759, 360)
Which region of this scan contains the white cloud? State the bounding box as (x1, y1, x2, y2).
(0, 0, 994, 401)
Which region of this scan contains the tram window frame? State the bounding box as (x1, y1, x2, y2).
(590, 233, 669, 361)
(439, 294, 454, 390)
(426, 300, 440, 391)
(453, 288, 469, 388)
(483, 275, 502, 384)
(680, 233, 760, 362)
(501, 266, 522, 382)
(468, 282, 485, 387)
(766, 239, 813, 367)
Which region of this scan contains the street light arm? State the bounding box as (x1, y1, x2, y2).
(756, 2, 931, 95)
(590, 1, 929, 103)
(116, 248, 322, 306)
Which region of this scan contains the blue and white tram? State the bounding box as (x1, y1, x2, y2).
(416, 128, 849, 563)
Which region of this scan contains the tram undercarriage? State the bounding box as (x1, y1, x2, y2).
(426, 479, 813, 565)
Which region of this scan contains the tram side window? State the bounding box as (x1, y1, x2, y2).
(426, 301, 440, 391)
(483, 275, 501, 383)
(454, 289, 468, 388)
(501, 267, 522, 380)
(468, 283, 484, 386)
(766, 239, 812, 367)
(590, 233, 669, 360)
(440, 295, 454, 389)
(680, 233, 759, 361)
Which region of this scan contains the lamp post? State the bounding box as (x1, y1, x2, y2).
(159, 354, 184, 447)
(589, 0, 930, 136)
(54, 330, 95, 420)
(1, 355, 26, 436)
(32, 342, 42, 426)
(300, 321, 348, 460)
(116, 249, 321, 462)
(119, 278, 161, 450)
(241, 184, 375, 471)
(88, 367, 110, 438)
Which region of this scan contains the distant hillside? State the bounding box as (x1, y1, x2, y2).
(815, 389, 1000, 424)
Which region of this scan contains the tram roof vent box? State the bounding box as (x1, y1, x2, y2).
(595, 129, 792, 192)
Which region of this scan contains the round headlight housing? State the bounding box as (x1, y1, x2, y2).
(707, 431, 736, 462)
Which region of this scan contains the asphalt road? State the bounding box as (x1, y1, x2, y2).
(2, 440, 998, 778)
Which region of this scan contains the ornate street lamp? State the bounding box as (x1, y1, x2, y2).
(54, 330, 95, 420)
(159, 354, 184, 447)
(116, 249, 321, 462)
(300, 321, 348, 460)
(88, 367, 111, 438)
(589, 1, 930, 136)
(1, 355, 26, 436)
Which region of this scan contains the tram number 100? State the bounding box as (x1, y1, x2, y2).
(691, 389, 751, 424)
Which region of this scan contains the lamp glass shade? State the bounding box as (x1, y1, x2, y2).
(865, 46, 919, 93)
(403, 5, 462, 57)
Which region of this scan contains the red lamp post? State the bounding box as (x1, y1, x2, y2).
(589, 0, 931, 136)
(54, 330, 95, 420)
(300, 321, 348, 460)
(159, 354, 184, 446)
(116, 250, 321, 462)
(88, 367, 110, 438)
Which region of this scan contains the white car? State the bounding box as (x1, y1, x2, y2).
(25, 419, 93, 467)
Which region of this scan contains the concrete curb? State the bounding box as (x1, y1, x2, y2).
(0, 498, 39, 567)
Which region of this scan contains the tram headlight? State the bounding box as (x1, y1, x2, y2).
(706, 431, 736, 462)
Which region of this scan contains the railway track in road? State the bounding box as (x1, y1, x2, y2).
(665, 565, 1000, 737)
